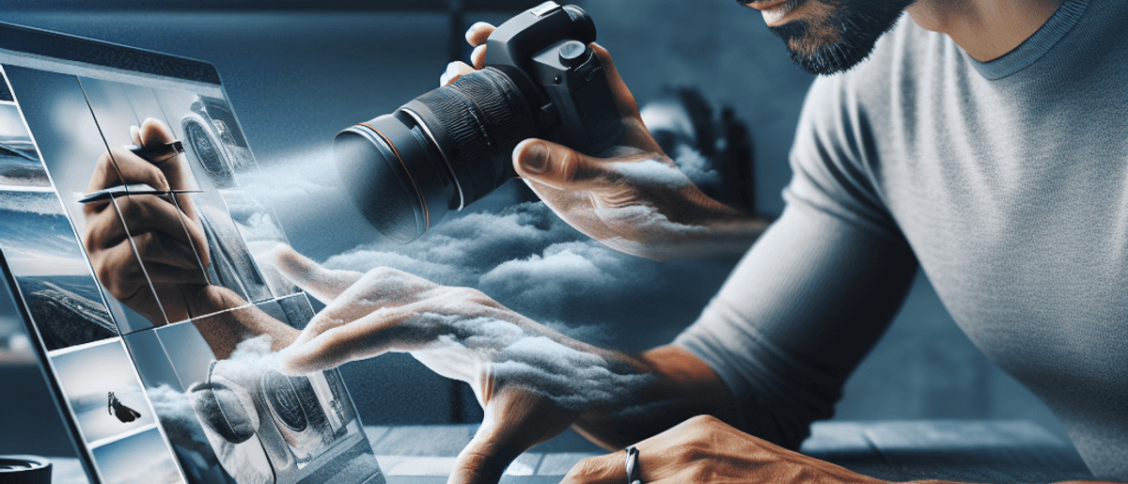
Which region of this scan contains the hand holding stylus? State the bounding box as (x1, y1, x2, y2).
(82, 118, 211, 324)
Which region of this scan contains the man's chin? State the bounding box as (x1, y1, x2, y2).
(766, 1, 913, 76)
(771, 21, 883, 75)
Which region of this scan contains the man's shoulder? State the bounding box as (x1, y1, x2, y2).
(831, 15, 952, 109)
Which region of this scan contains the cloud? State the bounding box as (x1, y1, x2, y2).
(248, 145, 743, 350)
(409, 312, 653, 411)
(670, 146, 723, 188)
(310, 201, 738, 350)
(607, 159, 693, 189)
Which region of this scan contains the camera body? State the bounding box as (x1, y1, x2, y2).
(335, 2, 623, 243)
(483, 2, 623, 154)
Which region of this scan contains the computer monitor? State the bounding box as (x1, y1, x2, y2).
(0, 21, 385, 484)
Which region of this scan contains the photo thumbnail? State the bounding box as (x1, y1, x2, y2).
(91, 427, 186, 484)
(0, 101, 49, 188)
(50, 339, 156, 445)
(0, 190, 117, 352)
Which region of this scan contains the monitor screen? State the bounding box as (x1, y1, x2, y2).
(0, 22, 384, 484)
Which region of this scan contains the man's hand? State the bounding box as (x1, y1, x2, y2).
(565, 415, 883, 484)
(274, 246, 647, 484)
(83, 118, 211, 324)
(443, 23, 767, 261)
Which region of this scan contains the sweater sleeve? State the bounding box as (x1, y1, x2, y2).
(673, 74, 918, 449)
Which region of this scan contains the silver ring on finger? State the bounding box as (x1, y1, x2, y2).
(624, 446, 641, 484)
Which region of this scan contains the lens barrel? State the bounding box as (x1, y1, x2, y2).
(335, 68, 538, 243)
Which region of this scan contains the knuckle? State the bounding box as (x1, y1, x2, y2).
(567, 456, 603, 479)
(557, 151, 579, 181)
(132, 232, 156, 257)
(686, 414, 722, 428)
(118, 197, 143, 222)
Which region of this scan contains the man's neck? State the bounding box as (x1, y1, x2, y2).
(906, 0, 1067, 62)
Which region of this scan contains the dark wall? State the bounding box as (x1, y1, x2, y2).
(0, 0, 1068, 449)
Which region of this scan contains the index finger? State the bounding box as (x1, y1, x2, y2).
(466, 22, 496, 47)
(282, 305, 417, 374)
(590, 43, 642, 123)
(85, 148, 171, 199)
(272, 245, 364, 304)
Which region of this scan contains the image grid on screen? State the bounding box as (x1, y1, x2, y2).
(1, 43, 379, 482)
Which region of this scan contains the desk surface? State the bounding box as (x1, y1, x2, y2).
(45, 421, 1095, 484)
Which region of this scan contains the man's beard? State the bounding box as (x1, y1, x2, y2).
(765, 0, 914, 75)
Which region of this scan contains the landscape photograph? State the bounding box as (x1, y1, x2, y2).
(0, 190, 117, 351)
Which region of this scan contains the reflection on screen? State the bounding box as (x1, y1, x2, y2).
(0, 46, 380, 484)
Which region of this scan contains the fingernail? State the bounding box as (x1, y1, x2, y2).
(518, 141, 549, 174)
(130, 125, 140, 143)
(468, 21, 491, 34)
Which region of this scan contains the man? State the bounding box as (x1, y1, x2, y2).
(91, 0, 1128, 481)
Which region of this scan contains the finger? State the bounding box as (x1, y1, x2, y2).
(272, 245, 364, 304)
(470, 44, 488, 70)
(590, 43, 642, 122)
(138, 117, 175, 147)
(292, 266, 439, 349)
(85, 149, 170, 194)
(465, 22, 495, 47)
(139, 118, 201, 220)
(84, 195, 193, 258)
(512, 139, 614, 191)
(447, 426, 515, 484)
(441, 61, 476, 87)
(281, 305, 416, 374)
(111, 195, 202, 251)
(131, 232, 209, 279)
(93, 240, 152, 302)
(560, 452, 624, 484)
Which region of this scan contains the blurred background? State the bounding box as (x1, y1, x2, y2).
(0, 0, 1067, 457)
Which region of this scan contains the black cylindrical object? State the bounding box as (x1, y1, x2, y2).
(335, 2, 623, 243)
(0, 455, 52, 484)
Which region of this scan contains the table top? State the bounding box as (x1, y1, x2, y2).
(43, 420, 1095, 484)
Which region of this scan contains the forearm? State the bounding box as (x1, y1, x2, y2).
(572, 345, 739, 450)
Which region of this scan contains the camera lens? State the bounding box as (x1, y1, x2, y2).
(335, 67, 538, 243)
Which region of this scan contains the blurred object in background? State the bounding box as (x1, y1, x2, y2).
(0, 277, 34, 364)
(642, 87, 756, 215)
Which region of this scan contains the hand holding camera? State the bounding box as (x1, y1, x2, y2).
(456, 23, 765, 260)
(337, 2, 764, 259)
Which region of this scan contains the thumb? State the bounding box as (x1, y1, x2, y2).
(512, 139, 613, 191)
(448, 430, 514, 484)
(271, 244, 363, 304)
(448, 390, 578, 484)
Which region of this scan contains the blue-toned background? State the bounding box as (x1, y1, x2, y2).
(0, 0, 1066, 456)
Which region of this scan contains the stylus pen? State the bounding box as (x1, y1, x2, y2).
(129, 139, 185, 163)
(79, 184, 203, 204)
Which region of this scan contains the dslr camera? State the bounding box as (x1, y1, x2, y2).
(336, 1, 623, 243)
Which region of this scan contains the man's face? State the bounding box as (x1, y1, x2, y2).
(741, 0, 916, 75)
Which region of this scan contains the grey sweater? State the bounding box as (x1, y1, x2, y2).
(675, 0, 1128, 479)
